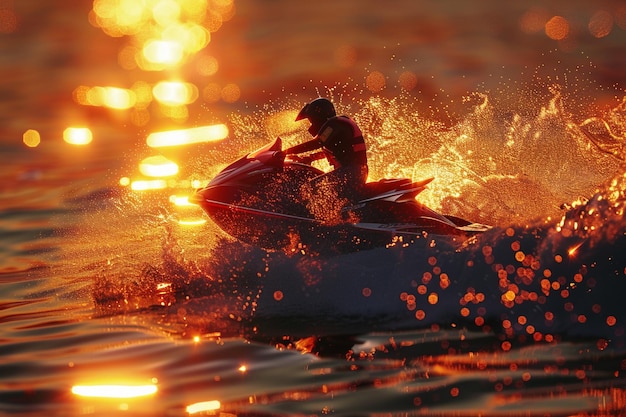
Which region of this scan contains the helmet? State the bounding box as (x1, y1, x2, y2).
(295, 98, 336, 123)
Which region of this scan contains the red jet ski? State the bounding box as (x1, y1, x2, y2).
(191, 138, 489, 252)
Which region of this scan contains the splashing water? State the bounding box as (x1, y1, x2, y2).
(228, 86, 625, 225)
(79, 86, 626, 345)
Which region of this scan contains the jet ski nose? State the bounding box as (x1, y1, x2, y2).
(188, 190, 205, 205)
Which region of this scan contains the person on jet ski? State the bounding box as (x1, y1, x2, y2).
(285, 98, 368, 202)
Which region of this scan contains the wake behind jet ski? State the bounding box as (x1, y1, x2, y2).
(191, 137, 490, 252)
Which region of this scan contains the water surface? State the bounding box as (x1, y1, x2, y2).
(2, 1, 626, 416)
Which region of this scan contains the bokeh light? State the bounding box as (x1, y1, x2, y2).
(366, 71, 386, 92)
(202, 83, 222, 103)
(152, 81, 198, 105)
(131, 81, 153, 108)
(63, 127, 93, 145)
(139, 155, 179, 177)
(220, 83, 241, 103)
(545, 16, 570, 41)
(74, 86, 137, 109)
(196, 55, 219, 76)
(588, 10, 613, 38)
(398, 71, 418, 91)
(158, 104, 189, 122)
(22, 129, 41, 148)
(519, 7, 548, 34)
(143, 39, 184, 65)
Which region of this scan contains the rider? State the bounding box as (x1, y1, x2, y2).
(285, 98, 368, 202)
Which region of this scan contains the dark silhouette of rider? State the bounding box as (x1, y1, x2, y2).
(285, 98, 368, 203)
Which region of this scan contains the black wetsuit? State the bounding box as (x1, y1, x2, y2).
(312, 115, 368, 200)
(287, 114, 369, 203)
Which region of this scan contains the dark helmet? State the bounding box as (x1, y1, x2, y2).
(296, 98, 336, 136)
(295, 97, 336, 122)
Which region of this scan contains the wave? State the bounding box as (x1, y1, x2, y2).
(87, 170, 625, 350)
(85, 88, 626, 348)
(228, 169, 625, 346)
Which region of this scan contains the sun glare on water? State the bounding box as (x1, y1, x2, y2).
(143, 39, 184, 65)
(186, 400, 221, 414)
(43, 0, 238, 213)
(89, 0, 233, 69)
(71, 382, 223, 413)
(146, 124, 229, 147)
(152, 81, 199, 105)
(71, 384, 158, 399)
(63, 127, 93, 145)
(139, 155, 179, 177)
(130, 179, 168, 191)
(74, 85, 137, 109)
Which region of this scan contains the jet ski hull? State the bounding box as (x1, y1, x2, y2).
(192, 138, 489, 252)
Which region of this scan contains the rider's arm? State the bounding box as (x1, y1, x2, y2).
(287, 150, 325, 165)
(308, 151, 326, 161)
(284, 138, 321, 155)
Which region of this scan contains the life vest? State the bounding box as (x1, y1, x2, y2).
(316, 116, 367, 169)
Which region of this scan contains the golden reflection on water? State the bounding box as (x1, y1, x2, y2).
(71, 384, 158, 398)
(186, 400, 221, 414)
(84, 0, 239, 121)
(170, 194, 195, 206)
(139, 155, 179, 177)
(63, 127, 94, 145)
(130, 179, 167, 191)
(152, 80, 199, 105)
(89, 0, 233, 68)
(74, 85, 137, 109)
(44, 0, 239, 218)
(146, 124, 229, 147)
(177, 218, 207, 226)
